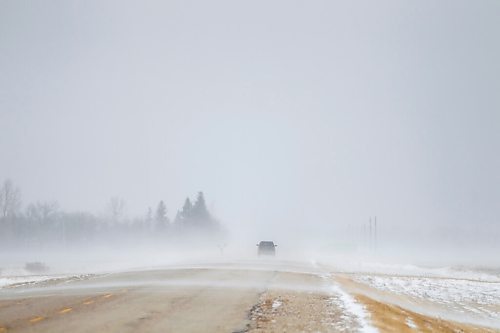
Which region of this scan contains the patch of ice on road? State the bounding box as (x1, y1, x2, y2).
(272, 299, 282, 309)
(406, 317, 417, 329)
(272, 299, 283, 309)
(322, 274, 378, 333)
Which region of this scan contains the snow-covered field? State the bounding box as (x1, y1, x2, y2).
(354, 274, 500, 326)
(329, 259, 500, 282)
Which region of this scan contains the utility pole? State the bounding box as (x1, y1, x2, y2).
(368, 217, 372, 250)
(367, 216, 378, 253)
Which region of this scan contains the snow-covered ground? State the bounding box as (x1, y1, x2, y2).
(354, 274, 500, 324)
(314, 259, 500, 329)
(0, 267, 94, 290)
(0, 275, 56, 289)
(328, 282, 378, 333)
(319, 273, 378, 333)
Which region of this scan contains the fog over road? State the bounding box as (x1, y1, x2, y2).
(4, 269, 269, 333)
(0, 260, 499, 333)
(0, 267, 300, 332)
(0, 261, 326, 333)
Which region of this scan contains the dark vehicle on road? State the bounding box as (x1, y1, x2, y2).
(257, 241, 277, 256)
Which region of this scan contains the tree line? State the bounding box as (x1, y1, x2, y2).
(0, 179, 223, 249)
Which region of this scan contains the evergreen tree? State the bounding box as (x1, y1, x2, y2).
(170, 192, 220, 233)
(181, 197, 193, 220)
(145, 206, 153, 231)
(155, 201, 169, 232)
(174, 210, 182, 224)
(192, 191, 210, 221)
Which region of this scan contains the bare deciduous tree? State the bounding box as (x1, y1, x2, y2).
(108, 197, 126, 222)
(25, 201, 59, 221)
(0, 179, 21, 218)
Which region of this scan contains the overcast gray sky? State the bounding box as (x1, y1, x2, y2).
(1, 0, 499, 239)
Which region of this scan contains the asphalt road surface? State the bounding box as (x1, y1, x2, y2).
(0, 261, 333, 333)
